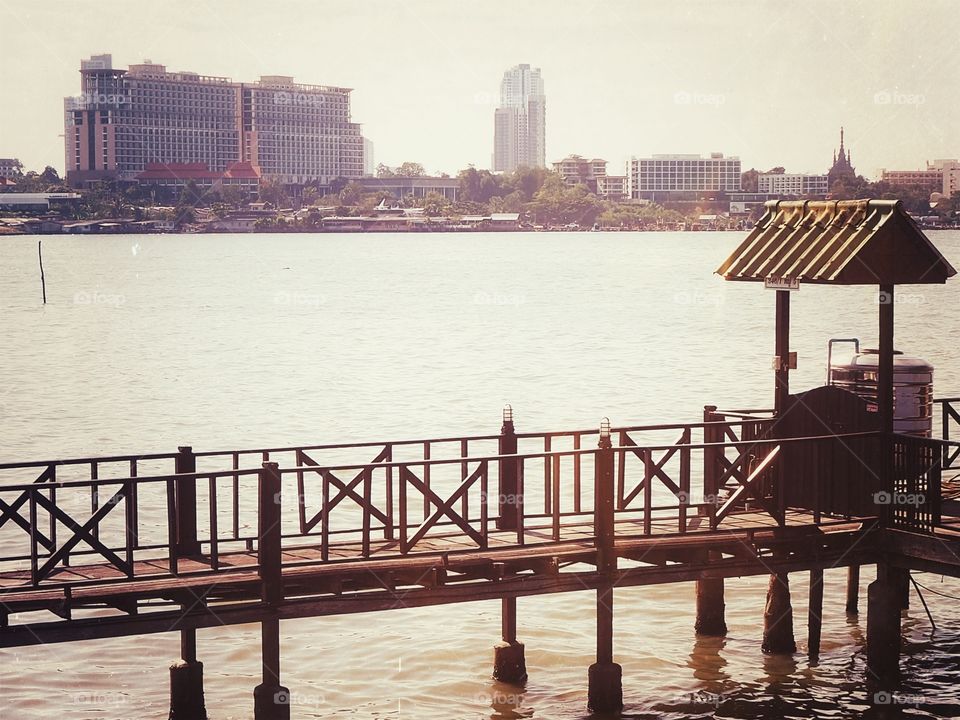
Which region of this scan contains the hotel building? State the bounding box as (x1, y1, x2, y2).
(629, 153, 741, 200)
(65, 54, 364, 188)
(493, 64, 546, 172)
(758, 173, 829, 197)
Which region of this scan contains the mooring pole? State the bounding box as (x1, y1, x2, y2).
(497, 405, 519, 530)
(254, 462, 289, 720)
(808, 568, 824, 661)
(493, 595, 527, 683)
(38, 240, 46, 305)
(588, 419, 622, 713)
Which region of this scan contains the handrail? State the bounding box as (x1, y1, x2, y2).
(0, 431, 893, 493)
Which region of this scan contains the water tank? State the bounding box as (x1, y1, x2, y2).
(827, 339, 934, 437)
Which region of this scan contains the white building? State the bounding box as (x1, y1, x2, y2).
(931, 159, 960, 198)
(629, 153, 741, 199)
(758, 173, 829, 197)
(493, 64, 545, 172)
(0, 158, 21, 179)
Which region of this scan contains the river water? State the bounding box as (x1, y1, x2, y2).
(2, 231, 960, 719)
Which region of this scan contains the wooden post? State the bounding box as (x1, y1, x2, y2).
(774, 290, 791, 414)
(846, 565, 860, 614)
(174, 446, 200, 557)
(169, 626, 206, 720)
(258, 462, 283, 605)
(588, 422, 622, 713)
(761, 569, 796, 654)
(808, 568, 824, 661)
(497, 406, 520, 530)
(697, 407, 727, 636)
(878, 284, 895, 528)
(594, 424, 616, 575)
(867, 564, 902, 693)
(254, 462, 289, 720)
(695, 552, 727, 636)
(493, 596, 526, 683)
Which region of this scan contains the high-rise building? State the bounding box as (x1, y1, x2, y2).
(628, 153, 741, 200)
(493, 64, 545, 172)
(64, 54, 364, 187)
(0, 158, 22, 179)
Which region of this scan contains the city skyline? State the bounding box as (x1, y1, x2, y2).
(1, 1, 959, 180)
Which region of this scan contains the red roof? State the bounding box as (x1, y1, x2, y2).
(222, 162, 261, 179)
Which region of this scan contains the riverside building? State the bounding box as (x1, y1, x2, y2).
(628, 153, 742, 200)
(64, 54, 364, 189)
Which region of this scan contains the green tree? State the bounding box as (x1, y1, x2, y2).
(395, 161, 426, 177)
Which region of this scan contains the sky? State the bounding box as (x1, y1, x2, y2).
(0, 0, 958, 180)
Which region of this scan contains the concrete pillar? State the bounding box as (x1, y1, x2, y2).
(493, 597, 527, 683)
(808, 568, 824, 661)
(254, 617, 290, 720)
(761, 572, 796, 654)
(169, 661, 206, 720)
(695, 553, 727, 636)
(587, 585, 623, 713)
(867, 571, 902, 690)
(169, 625, 206, 720)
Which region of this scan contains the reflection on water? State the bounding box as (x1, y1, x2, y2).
(2, 231, 960, 718)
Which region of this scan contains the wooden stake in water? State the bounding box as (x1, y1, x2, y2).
(38, 240, 47, 304)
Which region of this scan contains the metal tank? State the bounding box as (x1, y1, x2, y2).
(827, 338, 934, 437)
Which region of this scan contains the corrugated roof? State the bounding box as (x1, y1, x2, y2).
(716, 199, 956, 285)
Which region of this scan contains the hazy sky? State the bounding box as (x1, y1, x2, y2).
(1, 0, 957, 179)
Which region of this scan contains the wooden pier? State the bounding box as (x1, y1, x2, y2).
(0, 403, 958, 717)
(4, 198, 960, 717)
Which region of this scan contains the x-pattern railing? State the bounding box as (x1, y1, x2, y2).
(0, 414, 948, 594)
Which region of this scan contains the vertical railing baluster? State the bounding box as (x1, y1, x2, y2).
(91, 461, 99, 542)
(296, 449, 306, 534)
(362, 467, 372, 558)
(209, 475, 219, 571)
(128, 459, 138, 550)
(616, 431, 626, 510)
(552, 453, 561, 541)
(480, 460, 489, 545)
(124, 478, 135, 576)
(166, 477, 178, 576)
(543, 436, 552, 515)
(29, 487, 38, 586)
(321, 469, 330, 561)
(461, 439, 469, 520)
(573, 433, 582, 513)
(48, 466, 58, 563)
(643, 448, 653, 535)
(232, 452, 240, 540)
(399, 466, 408, 554)
(516, 458, 525, 546)
(423, 442, 431, 520)
(679, 429, 690, 534)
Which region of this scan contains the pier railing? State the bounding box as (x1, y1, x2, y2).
(1, 412, 943, 593)
(934, 397, 960, 469)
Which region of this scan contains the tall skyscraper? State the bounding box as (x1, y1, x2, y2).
(65, 54, 364, 187)
(493, 64, 545, 172)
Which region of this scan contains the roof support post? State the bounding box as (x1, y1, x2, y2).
(774, 290, 791, 416)
(879, 285, 895, 525)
